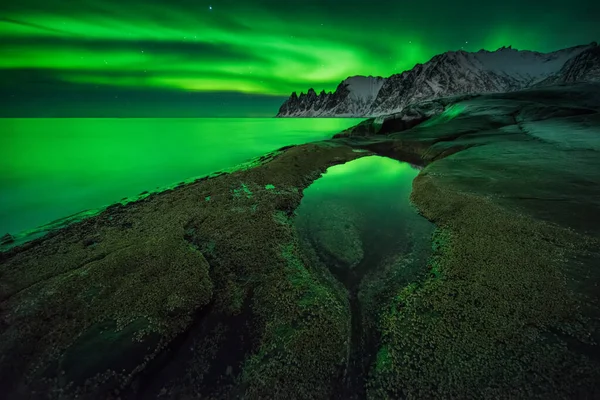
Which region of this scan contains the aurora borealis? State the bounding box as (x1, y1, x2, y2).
(1, 0, 599, 116)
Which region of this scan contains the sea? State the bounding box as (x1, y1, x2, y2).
(0, 118, 363, 236)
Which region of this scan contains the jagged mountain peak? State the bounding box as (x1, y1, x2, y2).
(343, 74, 385, 80)
(276, 43, 600, 117)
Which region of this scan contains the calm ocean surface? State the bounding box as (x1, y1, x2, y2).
(0, 118, 363, 235)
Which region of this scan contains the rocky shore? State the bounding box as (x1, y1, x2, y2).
(1, 83, 600, 399)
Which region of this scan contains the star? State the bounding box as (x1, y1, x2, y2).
(209, 5, 212, 10)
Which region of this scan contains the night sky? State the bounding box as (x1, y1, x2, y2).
(1, 0, 599, 117)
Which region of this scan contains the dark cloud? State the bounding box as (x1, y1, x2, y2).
(1, 17, 71, 35)
(0, 80, 287, 117)
(4, 36, 271, 64)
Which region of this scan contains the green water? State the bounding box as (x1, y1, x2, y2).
(0, 118, 362, 236)
(294, 156, 434, 395)
(295, 156, 433, 272)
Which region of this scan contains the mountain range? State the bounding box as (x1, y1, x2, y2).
(276, 42, 600, 117)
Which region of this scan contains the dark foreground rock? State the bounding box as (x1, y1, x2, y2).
(333, 94, 479, 138)
(1, 83, 600, 399)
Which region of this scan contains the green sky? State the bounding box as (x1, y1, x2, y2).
(1, 0, 598, 116)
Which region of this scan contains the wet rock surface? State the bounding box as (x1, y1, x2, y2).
(1, 83, 600, 398)
(299, 200, 365, 271)
(294, 156, 434, 399)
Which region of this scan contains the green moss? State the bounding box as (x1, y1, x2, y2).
(265, 184, 276, 190)
(366, 174, 600, 398)
(281, 243, 312, 287)
(201, 240, 216, 256)
(240, 241, 350, 398)
(431, 227, 450, 252)
(232, 183, 253, 199)
(374, 345, 391, 373)
(391, 282, 418, 313)
(272, 323, 296, 342)
(426, 228, 449, 279)
(223, 280, 246, 315)
(0, 234, 213, 396)
(272, 211, 290, 225)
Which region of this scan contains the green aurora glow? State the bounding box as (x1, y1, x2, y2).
(1, 0, 599, 115)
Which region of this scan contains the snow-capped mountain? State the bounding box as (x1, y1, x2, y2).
(276, 42, 599, 117)
(277, 76, 385, 117)
(535, 44, 600, 86)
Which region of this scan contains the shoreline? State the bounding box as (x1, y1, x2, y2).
(1, 84, 600, 398)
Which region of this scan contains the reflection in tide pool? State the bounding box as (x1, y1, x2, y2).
(295, 155, 433, 277)
(294, 155, 434, 395)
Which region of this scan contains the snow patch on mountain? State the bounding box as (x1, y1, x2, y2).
(536, 44, 600, 86)
(277, 43, 599, 118)
(344, 75, 385, 101)
(472, 45, 588, 82)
